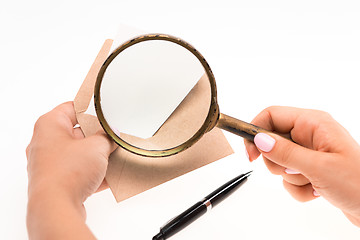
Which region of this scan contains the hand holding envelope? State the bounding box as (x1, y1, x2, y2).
(74, 39, 233, 202)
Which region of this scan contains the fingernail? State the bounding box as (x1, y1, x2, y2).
(245, 149, 250, 161)
(254, 133, 275, 152)
(313, 190, 320, 197)
(285, 169, 300, 174)
(111, 126, 121, 137)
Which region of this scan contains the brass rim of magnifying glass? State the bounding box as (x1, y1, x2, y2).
(94, 34, 219, 157)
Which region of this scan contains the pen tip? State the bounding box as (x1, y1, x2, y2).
(245, 170, 253, 177)
(153, 232, 164, 240)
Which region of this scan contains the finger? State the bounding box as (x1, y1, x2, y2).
(33, 102, 77, 139)
(39, 102, 78, 138)
(244, 139, 260, 162)
(251, 106, 305, 134)
(282, 174, 310, 186)
(246, 106, 303, 160)
(342, 211, 360, 227)
(263, 156, 310, 185)
(251, 106, 335, 149)
(73, 127, 85, 139)
(87, 130, 118, 157)
(263, 156, 304, 176)
(52, 101, 78, 127)
(96, 179, 109, 193)
(282, 180, 318, 202)
(254, 132, 325, 177)
(263, 157, 286, 175)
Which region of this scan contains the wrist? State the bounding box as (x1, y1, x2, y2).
(28, 179, 86, 217)
(28, 172, 87, 204)
(28, 187, 85, 217)
(27, 187, 91, 239)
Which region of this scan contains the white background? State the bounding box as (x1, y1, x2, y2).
(1, 0, 360, 239)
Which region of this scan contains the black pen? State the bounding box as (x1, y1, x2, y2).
(152, 171, 252, 240)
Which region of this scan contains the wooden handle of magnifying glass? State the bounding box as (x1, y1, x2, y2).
(217, 113, 292, 142)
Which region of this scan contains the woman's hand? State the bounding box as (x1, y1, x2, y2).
(26, 102, 117, 239)
(245, 106, 360, 227)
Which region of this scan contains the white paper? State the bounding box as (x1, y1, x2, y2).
(88, 24, 204, 139)
(85, 24, 146, 117)
(108, 24, 146, 56)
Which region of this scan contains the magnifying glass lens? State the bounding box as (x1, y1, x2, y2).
(99, 39, 212, 151)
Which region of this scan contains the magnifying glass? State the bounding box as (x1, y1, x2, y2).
(95, 34, 276, 157)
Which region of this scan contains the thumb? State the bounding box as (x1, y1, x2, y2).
(86, 131, 118, 157)
(254, 133, 322, 175)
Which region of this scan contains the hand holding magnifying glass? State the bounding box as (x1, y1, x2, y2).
(95, 34, 287, 157)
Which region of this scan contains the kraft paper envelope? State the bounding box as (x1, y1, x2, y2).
(74, 39, 234, 202)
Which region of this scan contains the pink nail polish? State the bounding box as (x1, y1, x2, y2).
(254, 133, 275, 152)
(313, 190, 320, 197)
(111, 127, 121, 137)
(245, 149, 250, 161)
(285, 169, 300, 174)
